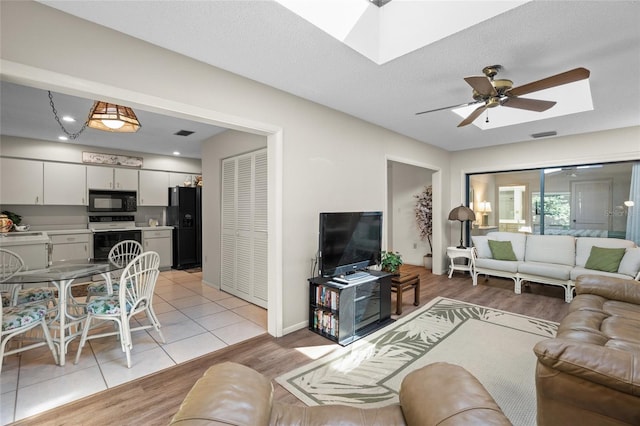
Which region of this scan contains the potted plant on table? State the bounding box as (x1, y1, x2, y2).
(415, 185, 433, 270)
(381, 251, 403, 274)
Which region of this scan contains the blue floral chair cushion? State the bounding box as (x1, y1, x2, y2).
(86, 282, 120, 295)
(15, 288, 56, 305)
(86, 296, 134, 315)
(2, 303, 48, 331)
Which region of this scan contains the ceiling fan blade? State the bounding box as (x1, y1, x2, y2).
(464, 76, 498, 97)
(457, 105, 487, 127)
(415, 100, 482, 115)
(501, 97, 556, 112)
(507, 67, 590, 97)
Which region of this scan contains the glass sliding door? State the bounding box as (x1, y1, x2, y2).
(469, 161, 635, 239)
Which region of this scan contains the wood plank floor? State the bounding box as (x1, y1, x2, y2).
(12, 265, 569, 425)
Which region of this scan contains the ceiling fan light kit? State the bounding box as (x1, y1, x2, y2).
(416, 65, 591, 128)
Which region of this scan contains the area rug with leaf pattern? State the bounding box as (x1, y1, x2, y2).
(276, 297, 558, 426)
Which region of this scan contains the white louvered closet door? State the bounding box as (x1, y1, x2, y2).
(221, 149, 268, 308)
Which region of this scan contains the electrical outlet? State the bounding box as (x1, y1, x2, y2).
(413, 243, 417, 249)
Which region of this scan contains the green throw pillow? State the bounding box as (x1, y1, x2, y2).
(584, 246, 626, 273)
(488, 240, 517, 261)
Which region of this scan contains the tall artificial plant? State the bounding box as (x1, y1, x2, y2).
(414, 185, 433, 256)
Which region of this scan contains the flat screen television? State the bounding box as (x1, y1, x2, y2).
(318, 211, 382, 277)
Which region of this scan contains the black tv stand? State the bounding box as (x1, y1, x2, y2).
(308, 271, 392, 345)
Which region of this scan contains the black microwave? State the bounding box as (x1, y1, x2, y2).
(88, 190, 137, 212)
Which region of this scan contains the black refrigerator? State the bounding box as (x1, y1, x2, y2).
(167, 186, 202, 269)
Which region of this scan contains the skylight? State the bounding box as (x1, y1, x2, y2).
(275, 0, 528, 64)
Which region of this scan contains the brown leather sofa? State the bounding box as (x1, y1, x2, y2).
(534, 274, 640, 426)
(170, 361, 511, 425)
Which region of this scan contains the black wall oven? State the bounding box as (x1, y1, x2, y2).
(88, 190, 137, 213)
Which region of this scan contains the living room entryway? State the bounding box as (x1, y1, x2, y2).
(386, 160, 437, 269)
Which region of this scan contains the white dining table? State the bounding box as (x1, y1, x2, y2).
(5, 259, 122, 365)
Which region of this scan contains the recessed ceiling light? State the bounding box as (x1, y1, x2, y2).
(62, 116, 75, 122)
(58, 136, 68, 141)
(173, 151, 181, 156)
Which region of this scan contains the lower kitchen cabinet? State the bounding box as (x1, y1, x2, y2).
(50, 232, 92, 262)
(142, 229, 172, 270)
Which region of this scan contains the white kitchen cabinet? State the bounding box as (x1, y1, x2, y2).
(139, 170, 169, 206)
(44, 162, 87, 205)
(50, 232, 91, 262)
(87, 166, 138, 191)
(0, 158, 44, 205)
(143, 229, 172, 270)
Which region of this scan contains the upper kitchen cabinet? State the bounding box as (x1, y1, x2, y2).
(44, 163, 87, 205)
(0, 158, 44, 205)
(87, 166, 138, 191)
(139, 170, 169, 206)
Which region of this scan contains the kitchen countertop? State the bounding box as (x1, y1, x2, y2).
(44, 226, 174, 236)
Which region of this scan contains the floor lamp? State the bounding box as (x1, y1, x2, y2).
(448, 205, 476, 249)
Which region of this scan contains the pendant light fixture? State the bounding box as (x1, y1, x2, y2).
(48, 91, 141, 139)
(87, 101, 141, 133)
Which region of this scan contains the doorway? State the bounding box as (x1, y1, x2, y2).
(386, 160, 437, 269)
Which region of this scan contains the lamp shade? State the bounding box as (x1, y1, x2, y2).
(87, 101, 141, 133)
(478, 201, 492, 213)
(448, 205, 476, 222)
(449, 205, 475, 249)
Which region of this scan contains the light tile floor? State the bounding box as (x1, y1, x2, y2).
(0, 269, 267, 424)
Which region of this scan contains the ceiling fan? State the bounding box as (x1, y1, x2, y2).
(416, 65, 590, 127)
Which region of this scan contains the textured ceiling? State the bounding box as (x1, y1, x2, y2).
(3, 1, 640, 157)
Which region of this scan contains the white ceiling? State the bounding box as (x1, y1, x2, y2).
(3, 1, 640, 158)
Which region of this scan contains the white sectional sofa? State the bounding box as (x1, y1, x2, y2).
(472, 231, 640, 302)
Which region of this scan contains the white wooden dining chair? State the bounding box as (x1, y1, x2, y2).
(1, 248, 24, 307)
(85, 240, 143, 302)
(0, 248, 56, 309)
(1, 301, 59, 373)
(75, 251, 165, 368)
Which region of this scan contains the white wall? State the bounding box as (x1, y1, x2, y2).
(0, 2, 451, 336)
(0, 136, 202, 173)
(388, 161, 433, 265)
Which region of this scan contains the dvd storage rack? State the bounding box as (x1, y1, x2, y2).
(308, 271, 393, 346)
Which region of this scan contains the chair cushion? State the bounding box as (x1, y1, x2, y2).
(472, 236, 492, 259)
(2, 303, 47, 331)
(618, 247, 640, 278)
(518, 261, 573, 280)
(15, 288, 55, 305)
(87, 282, 120, 294)
(525, 235, 576, 266)
(475, 258, 520, 273)
(86, 295, 131, 315)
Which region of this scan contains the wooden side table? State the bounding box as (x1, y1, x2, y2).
(390, 273, 420, 315)
(446, 246, 477, 285)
